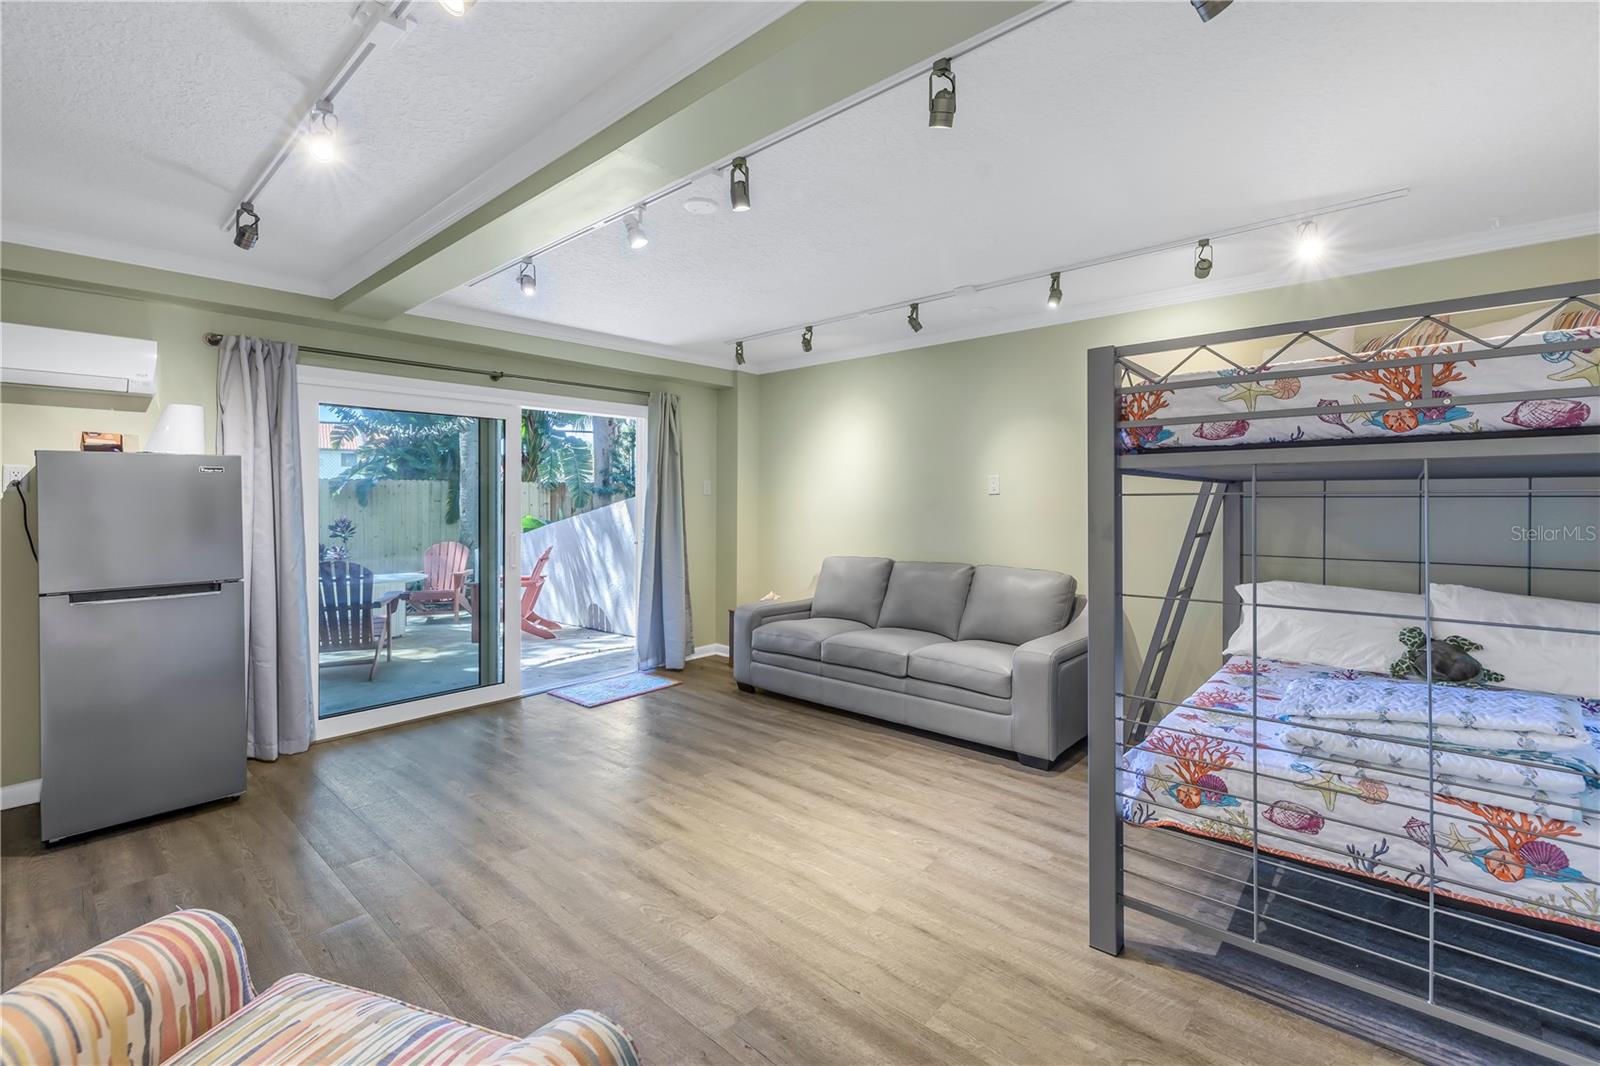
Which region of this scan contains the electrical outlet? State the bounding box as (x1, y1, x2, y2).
(2, 464, 29, 490)
(986, 474, 1001, 496)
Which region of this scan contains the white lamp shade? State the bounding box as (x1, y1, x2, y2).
(146, 403, 206, 454)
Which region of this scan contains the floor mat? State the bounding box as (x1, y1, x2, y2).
(549, 671, 679, 707)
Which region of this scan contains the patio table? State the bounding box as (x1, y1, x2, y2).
(372, 571, 426, 636)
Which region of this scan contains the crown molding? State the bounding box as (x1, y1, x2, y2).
(742, 213, 1600, 375)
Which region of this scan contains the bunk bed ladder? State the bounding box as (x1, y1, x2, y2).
(1126, 480, 1224, 744)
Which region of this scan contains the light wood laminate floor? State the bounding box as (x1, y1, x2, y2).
(1, 659, 1407, 1065)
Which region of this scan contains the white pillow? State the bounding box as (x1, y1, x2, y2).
(1429, 584, 1600, 699)
(1223, 581, 1425, 674)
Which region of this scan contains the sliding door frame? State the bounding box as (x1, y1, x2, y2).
(300, 366, 523, 741)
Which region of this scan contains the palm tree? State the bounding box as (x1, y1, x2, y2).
(327, 406, 476, 524)
(522, 410, 595, 519)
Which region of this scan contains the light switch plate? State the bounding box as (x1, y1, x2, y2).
(986, 474, 1001, 495)
(703, 479, 713, 496)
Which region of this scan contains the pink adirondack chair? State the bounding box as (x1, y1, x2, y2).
(520, 546, 562, 639)
(410, 541, 471, 621)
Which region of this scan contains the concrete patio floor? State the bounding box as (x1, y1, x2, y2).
(318, 616, 635, 718)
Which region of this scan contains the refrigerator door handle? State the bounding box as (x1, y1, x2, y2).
(67, 582, 224, 606)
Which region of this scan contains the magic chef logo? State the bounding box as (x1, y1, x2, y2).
(199, 465, 225, 474)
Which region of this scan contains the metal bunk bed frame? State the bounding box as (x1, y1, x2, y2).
(1086, 279, 1600, 1064)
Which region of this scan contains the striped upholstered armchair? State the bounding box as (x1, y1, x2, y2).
(0, 910, 638, 1066)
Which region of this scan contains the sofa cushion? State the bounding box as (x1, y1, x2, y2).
(909, 640, 1016, 698)
(164, 972, 515, 1065)
(752, 616, 867, 659)
(875, 561, 975, 639)
(822, 627, 948, 677)
(812, 556, 894, 626)
(958, 565, 1076, 646)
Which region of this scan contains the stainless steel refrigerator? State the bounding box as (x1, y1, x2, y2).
(25, 451, 246, 842)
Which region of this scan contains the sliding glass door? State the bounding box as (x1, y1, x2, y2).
(300, 370, 519, 737)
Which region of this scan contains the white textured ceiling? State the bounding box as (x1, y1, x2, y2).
(0, 0, 788, 295)
(421, 0, 1600, 371)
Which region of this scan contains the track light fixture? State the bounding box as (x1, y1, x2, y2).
(306, 99, 338, 162)
(801, 326, 814, 353)
(735, 341, 746, 366)
(517, 258, 537, 298)
(1295, 219, 1325, 263)
(729, 157, 751, 212)
(1193, 238, 1214, 279)
(928, 58, 956, 129)
(1046, 272, 1062, 310)
(1191, 0, 1232, 23)
(907, 303, 923, 333)
(623, 209, 649, 250)
(438, 0, 473, 15)
(232, 202, 260, 250)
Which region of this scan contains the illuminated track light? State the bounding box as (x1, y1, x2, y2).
(734, 341, 746, 366)
(928, 58, 956, 129)
(1193, 238, 1214, 280)
(517, 258, 537, 297)
(438, 0, 473, 16)
(623, 209, 649, 250)
(306, 99, 338, 163)
(1295, 219, 1325, 263)
(1046, 272, 1062, 309)
(729, 157, 751, 212)
(1191, 0, 1232, 22)
(801, 326, 814, 353)
(233, 201, 260, 250)
(907, 303, 923, 333)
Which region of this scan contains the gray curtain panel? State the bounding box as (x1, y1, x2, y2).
(217, 336, 314, 759)
(637, 391, 694, 670)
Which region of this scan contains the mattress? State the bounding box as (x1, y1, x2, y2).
(1117, 324, 1600, 453)
(1117, 656, 1600, 932)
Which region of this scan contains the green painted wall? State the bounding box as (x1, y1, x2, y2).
(749, 236, 1600, 700)
(0, 247, 731, 788)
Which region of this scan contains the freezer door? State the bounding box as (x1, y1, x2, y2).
(34, 451, 243, 594)
(39, 580, 246, 841)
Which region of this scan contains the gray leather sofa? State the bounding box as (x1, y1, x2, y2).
(732, 556, 1088, 768)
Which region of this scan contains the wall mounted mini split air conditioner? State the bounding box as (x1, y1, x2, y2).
(0, 323, 157, 400)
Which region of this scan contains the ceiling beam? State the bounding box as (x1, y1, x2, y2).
(334, 1, 1036, 320)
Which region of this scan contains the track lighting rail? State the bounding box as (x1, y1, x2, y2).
(218, 0, 416, 232)
(467, 2, 1071, 289)
(728, 187, 1409, 348)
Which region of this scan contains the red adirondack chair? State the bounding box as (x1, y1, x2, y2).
(410, 541, 472, 621)
(520, 546, 562, 639)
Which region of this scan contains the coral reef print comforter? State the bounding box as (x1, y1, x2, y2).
(1117, 323, 1600, 453)
(1118, 657, 1600, 931)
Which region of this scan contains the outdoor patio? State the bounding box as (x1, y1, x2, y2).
(318, 613, 635, 718)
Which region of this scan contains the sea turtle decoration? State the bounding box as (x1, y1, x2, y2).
(1388, 626, 1504, 687)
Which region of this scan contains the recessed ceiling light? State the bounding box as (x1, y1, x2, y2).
(439, 0, 473, 16)
(683, 197, 719, 216)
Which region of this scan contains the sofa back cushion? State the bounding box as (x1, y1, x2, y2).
(958, 565, 1076, 645)
(812, 556, 894, 626)
(876, 561, 975, 639)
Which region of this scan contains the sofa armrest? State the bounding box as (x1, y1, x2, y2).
(1010, 606, 1090, 761)
(485, 1010, 641, 1066)
(0, 909, 254, 1066)
(732, 598, 813, 684)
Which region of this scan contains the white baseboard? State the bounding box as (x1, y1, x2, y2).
(688, 643, 729, 661)
(1, 778, 41, 810)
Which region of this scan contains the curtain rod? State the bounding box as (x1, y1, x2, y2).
(201, 333, 652, 399)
